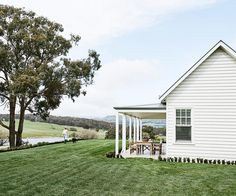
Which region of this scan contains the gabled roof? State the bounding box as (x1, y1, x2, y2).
(159, 40, 236, 103)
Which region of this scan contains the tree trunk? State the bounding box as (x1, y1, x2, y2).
(9, 95, 16, 148)
(16, 101, 25, 147)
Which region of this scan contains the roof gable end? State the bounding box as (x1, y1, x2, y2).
(159, 40, 236, 103)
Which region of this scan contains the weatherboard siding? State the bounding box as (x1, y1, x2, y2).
(166, 48, 236, 160)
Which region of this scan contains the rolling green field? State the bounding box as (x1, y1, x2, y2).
(0, 140, 236, 196)
(0, 120, 105, 138)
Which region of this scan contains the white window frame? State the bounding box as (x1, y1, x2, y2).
(175, 108, 194, 144)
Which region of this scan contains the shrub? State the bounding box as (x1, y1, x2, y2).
(106, 151, 115, 158)
(155, 157, 236, 166)
(71, 132, 77, 138)
(0, 131, 8, 139)
(77, 130, 99, 139)
(70, 127, 77, 132)
(0, 131, 8, 146)
(142, 126, 156, 140)
(36, 142, 49, 146)
(155, 135, 165, 143)
(142, 132, 150, 141)
(105, 129, 116, 139)
(82, 124, 90, 129)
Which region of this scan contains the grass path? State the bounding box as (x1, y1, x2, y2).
(0, 140, 236, 195)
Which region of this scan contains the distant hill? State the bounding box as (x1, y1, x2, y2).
(0, 114, 165, 131)
(0, 114, 114, 131)
(98, 115, 166, 128)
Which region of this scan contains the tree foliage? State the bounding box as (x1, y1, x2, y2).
(0, 5, 101, 147)
(142, 126, 166, 139)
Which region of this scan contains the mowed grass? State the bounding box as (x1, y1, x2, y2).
(0, 120, 105, 138)
(0, 140, 236, 196)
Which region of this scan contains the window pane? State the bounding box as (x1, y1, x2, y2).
(176, 126, 191, 141)
(176, 118, 180, 125)
(181, 118, 186, 125)
(176, 109, 180, 117)
(187, 109, 191, 117)
(181, 109, 186, 117)
(187, 118, 191, 125)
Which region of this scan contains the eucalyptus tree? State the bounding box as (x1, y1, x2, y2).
(0, 5, 101, 147)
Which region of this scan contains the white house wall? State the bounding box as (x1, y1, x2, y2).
(166, 48, 236, 160)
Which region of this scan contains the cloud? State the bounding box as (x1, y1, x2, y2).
(0, 0, 220, 117)
(51, 58, 162, 117)
(1, 0, 218, 45)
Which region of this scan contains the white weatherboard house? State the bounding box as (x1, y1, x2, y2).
(114, 40, 236, 161)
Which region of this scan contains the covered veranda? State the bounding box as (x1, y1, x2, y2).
(113, 103, 166, 159)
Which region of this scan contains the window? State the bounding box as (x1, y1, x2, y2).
(176, 109, 191, 142)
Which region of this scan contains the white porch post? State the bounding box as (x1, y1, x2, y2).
(133, 117, 136, 143)
(140, 119, 142, 141)
(129, 116, 132, 143)
(115, 113, 119, 156)
(136, 118, 139, 142)
(122, 115, 126, 152)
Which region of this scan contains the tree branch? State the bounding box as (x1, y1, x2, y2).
(0, 99, 8, 107)
(3, 68, 9, 86)
(24, 96, 36, 110)
(0, 119, 9, 130)
(0, 93, 9, 100)
(0, 76, 6, 81)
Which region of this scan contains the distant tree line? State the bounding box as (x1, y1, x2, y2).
(0, 114, 114, 131)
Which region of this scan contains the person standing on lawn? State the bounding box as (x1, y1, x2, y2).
(62, 128, 68, 144)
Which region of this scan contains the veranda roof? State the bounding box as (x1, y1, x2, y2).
(114, 103, 166, 119)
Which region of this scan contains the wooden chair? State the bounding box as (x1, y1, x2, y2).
(129, 142, 136, 154)
(152, 143, 162, 155)
(136, 142, 152, 155)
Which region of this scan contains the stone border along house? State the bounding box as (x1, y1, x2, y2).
(114, 40, 236, 161)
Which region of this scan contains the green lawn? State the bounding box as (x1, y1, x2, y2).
(0, 120, 105, 138)
(0, 140, 236, 195)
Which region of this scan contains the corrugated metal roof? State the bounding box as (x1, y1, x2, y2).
(114, 103, 166, 110)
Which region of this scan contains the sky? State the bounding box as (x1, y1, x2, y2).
(1, 0, 236, 118)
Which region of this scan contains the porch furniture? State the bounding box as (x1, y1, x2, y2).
(129, 142, 137, 154)
(152, 143, 162, 155)
(136, 142, 152, 155)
